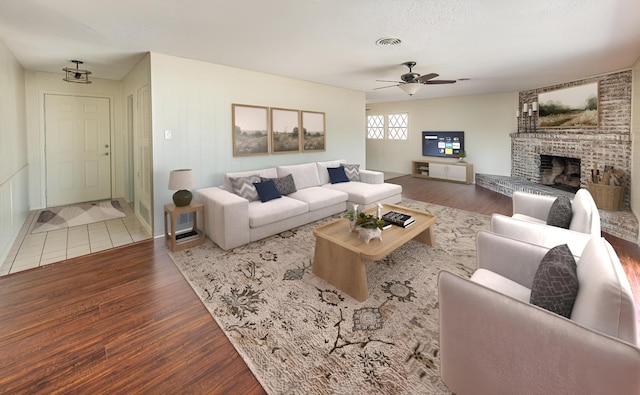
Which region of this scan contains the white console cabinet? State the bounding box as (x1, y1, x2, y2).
(411, 160, 473, 184)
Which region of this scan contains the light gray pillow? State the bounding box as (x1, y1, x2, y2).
(261, 174, 297, 195)
(229, 175, 261, 201)
(530, 244, 578, 318)
(343, 164, 360, 181)
(547, 196, 572, 229)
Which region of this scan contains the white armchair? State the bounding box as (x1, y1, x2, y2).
(438, 231, 639, 395)
(490, 188, 601, 256)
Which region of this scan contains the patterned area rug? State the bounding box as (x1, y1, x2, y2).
(31, 200, 126, 234)
(170, 199, 490, 394)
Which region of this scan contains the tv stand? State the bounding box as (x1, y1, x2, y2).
(411, 160, 473, 184)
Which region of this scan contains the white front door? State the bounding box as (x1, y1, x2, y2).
(45, 95, 112, 207)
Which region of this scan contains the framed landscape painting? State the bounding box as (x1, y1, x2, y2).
(537, 82, 599, 128)
(302, 111, 326, 152)
(232, 104, 269, 156)
(271, 108, 301, 154)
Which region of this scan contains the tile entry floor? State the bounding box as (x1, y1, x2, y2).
(1, 199, 152, 276)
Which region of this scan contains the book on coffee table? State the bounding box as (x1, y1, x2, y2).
(382, 211, 415, 227)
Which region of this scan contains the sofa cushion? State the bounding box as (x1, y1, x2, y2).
(288, 186, 348, 211)
(254, 179, 282, 202)
(229, 175, 261, 201)
(316, 160, 345, 184)
(571, 237, 637, 344)
(248, 196, 309, 228)
(570, 188, 596, 233)
(547, 196, 573, 229)
(224, 168, 278, 192)
(530, 244, 578, 318)
(277, 163, 321, 190)
(343, 164, 360, 181)
(471, 268, 532, 302)
(324, 181, 402, 206)
(328, 166, 349, 184)
(261, 174, 297, 195)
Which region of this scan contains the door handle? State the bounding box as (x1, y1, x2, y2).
(102, 152, 109, 156)
(104, 144, 109, 148)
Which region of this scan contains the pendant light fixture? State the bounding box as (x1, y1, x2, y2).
(63, 60, 92, 84)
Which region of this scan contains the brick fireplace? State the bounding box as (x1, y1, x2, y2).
(511, 70, 632, 210)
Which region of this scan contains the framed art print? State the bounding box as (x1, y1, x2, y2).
(271, 108, 301, 154)
(232, 104, 269, 156)
(302, 111, 325, 152)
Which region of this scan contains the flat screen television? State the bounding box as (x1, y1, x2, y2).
(422, 131, 464, 158)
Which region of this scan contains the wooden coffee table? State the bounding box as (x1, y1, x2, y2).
(312, 203, 436, 302)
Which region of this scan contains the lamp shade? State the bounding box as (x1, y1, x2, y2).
(399, 83, 422, 96)
(168, 169, 194, 190)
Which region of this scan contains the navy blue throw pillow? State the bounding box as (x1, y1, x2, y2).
(253, 180, 282, 202)
(327, 166, 350, 184)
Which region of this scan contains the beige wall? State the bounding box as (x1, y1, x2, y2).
(0, 39, 28, 261)
(24, 71, 125, 210)
(366, 92, 517, 177)
(149, 53, 366, 235)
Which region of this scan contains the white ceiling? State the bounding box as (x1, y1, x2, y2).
(1, 0, 639, 103)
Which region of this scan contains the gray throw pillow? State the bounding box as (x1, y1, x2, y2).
(530, 244, 578, 318)
(229, 175, 261, 201)
(547, 196, 572, 229)
(261, 174, 297, 195)
(343, 164, 360, 181)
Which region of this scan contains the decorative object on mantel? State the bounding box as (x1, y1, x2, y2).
(168, 169, 195, 207)
(588, 162, 624, 210)
(344, 204, 384, 243)
(517, 101, 538, 132)
(62, 60, 92, 84)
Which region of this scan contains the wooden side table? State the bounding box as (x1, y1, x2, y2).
(164, 201, 206, 252)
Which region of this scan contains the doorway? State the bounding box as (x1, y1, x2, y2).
(44, 94, 112, 207)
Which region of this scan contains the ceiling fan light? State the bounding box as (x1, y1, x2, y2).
(399, 83, 421, 96)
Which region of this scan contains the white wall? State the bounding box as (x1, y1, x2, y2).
(149, 53, 366, 235)
(366, 92, 517, 178)
(24, 71, 125, 210)
(0, 39, 28, 263)
(632, 58, 640, 241)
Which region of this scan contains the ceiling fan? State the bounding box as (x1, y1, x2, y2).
(375, 61, 456, 95)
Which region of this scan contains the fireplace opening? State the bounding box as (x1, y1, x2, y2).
(539, 155, 581, 193)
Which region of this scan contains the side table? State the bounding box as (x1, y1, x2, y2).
(164, 201, 206, 252)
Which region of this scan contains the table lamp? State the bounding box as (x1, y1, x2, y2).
(168, 169, 194, 207)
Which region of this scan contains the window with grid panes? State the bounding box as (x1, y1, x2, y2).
(367, 115, 384, 139)
(387, 113, 408, 140)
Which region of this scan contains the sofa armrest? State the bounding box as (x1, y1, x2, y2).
(194, 187, 250, 250)
(438, 270, 640, 395)
(475, 230, 551, 288)
(490, 213, 592, 256)
(512, 191, 557, 221)
(359, 169, 383, 184)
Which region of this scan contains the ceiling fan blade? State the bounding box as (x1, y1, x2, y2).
(415, 73, 439, 83)
(376, 79, 403, 83)
(425, 79, 457, 85)
(373, 84, 399, 90)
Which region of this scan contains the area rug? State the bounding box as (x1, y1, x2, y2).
(170, 199, 490, 394)
(31, 200, 126, 234)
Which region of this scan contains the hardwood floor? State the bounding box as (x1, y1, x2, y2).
(0, 176, 637, 392)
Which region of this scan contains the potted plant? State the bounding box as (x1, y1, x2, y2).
(345, 209, 384, 243)
(458, 150, 467, 163)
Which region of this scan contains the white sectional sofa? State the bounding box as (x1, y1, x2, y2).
(195, 160, 402, 250)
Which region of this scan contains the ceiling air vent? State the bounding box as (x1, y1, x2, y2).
(376, 37, 402, 46)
